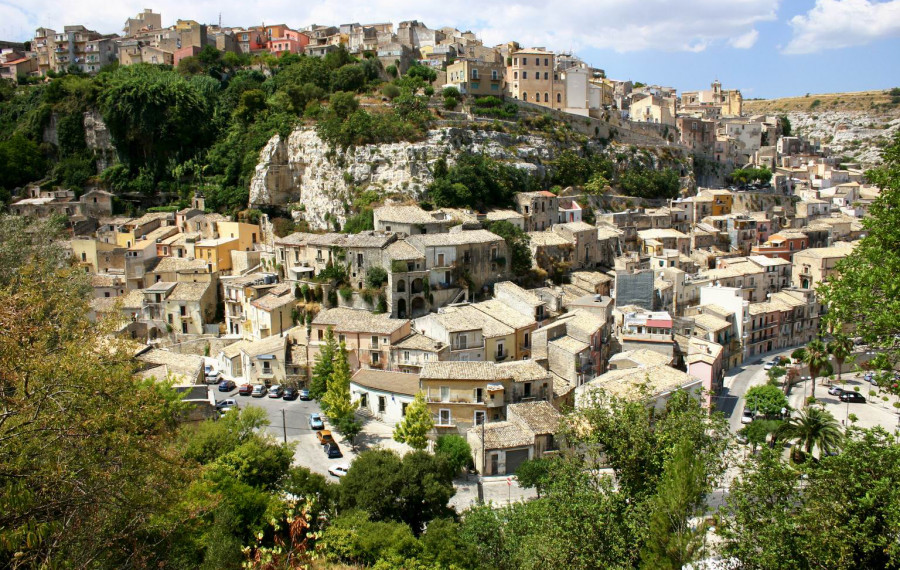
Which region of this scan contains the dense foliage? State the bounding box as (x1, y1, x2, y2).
(428, 154, 534, 209)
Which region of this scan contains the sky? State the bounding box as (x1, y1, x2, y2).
(1, 0, 899, 98)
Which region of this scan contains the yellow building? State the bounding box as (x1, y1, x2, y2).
(506, 48, 559, 108)
(217, 221, 261, 252)
(707, 189, 734, 216)
(446, 58, 505, 97)
(195, 237, 240, 273)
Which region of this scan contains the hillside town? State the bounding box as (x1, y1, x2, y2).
(3, 5, 900, 569)
(3, 9, 884, 472)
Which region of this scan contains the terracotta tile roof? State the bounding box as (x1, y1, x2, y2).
(420, 361, 511, 381)
(168, 282, 212, 302)
(350, 369, 420, 396)
(507, 401, 561, 434)
(313, 307, 409, 335)
(468, 420, 534, 449)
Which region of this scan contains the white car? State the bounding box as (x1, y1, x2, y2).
(204, 365, 221, 383)
(741, 408, 755, 424)
(763, 361, 776, 371)
(328, 464, 350, 478)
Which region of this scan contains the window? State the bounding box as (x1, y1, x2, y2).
(471, 69, 478, 79)
(524, 332, 530, 348)
(360, 393, 368, 408)
(491, 69, 498, 79)
(474, 388, 484, 403)
(491, 84, 499, 91)
(535, 58, 540, 66)
(523, 382, 532, 397)
(401, 402, 408, 416)
(437, 253, 445, 266)
(372, 352, 380, 365)
(378, 396, 386, 413)
(522, 71, 527, 79)
(471, 82, 480, 90)
(439, 409, 452, 425)
(457, 334, 468, 350)
(522, 57, 527, 65)
(497, 342, 505, 358)
(557, 93, 561, 103)
(262, 361, 271, 374)
(440, 386, 450, 402)
(514, 71, 518, 79)
(544, 57, 549, 66)
(403, 350, 410, 362)
(371, 335, 379, 349)
(318, 330, 323, 341)
(544, 92, 549, 102)
(474, 411, 486, 425)
(180, 305, 187, 317)
(339, 334, 346, 344)
(522, 92, 527, 101)
(544, 72, 548, 80)
(513, 57, 518, 65)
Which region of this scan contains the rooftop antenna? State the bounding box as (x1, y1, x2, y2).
(219, 13, 222, 28)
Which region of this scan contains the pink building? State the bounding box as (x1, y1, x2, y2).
(268, 29, 309, 55)
(685, 337, 724, 410)
(174, 45, 202, 66)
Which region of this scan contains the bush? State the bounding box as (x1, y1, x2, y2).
(381, 84, 401, 100)
(443, 96, 458, 110)
(423, 86, 434, 97)
(441, 86, 460, 99)
(339, 285, 353, 302)
(435, 435, 473, 474)
(366, 266, 388, 289)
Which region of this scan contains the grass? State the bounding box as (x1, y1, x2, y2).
(743, 90, 900, 114)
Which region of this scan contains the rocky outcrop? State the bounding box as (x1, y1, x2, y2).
(787, 110, 900, 166)
(83, 110, 116, 172)
(249, 127, 575, 230)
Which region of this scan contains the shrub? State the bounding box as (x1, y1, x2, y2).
(366, 266, 388, 289)
(441, 86, 460, 99)
(339, 286, 353, 302)
(435, 435, 473, 474)
(424, 86, 434, 97)
(443, 96, 458, 110)
(381, 84, 401, 100)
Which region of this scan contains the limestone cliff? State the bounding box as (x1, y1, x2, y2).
(249, 126, 569, 230)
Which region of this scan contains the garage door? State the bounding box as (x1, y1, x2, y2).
(505, 449, 530, 474)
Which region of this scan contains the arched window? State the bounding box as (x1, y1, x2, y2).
(544, 92, 549, 102)
(522, 92, 527, 101)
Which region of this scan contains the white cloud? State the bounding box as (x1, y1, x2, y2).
(4, 0, 778, 55)
(784, 0, 900, 54)
(730, 28, 760, 48)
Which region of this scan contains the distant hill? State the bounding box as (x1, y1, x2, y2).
(744, 89, 900, 115)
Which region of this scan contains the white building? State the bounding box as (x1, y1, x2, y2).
(350, 369, 419, 427)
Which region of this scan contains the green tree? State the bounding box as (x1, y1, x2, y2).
(828, 333, 854, 383)
(745, 384, 790, 416)
(393, 391, 434, 450)
(338, 449, 455, 534)
(483, 220, 532, 277)
(821, 133, 900, 348)
(321, 342, 357, 423)
(640, 439, 709, 570)
(0, 134, 46, 191)
(309, 327, 336, 399)
(327, 91, 359, 120)
(778, 407, 843, 460)
(794, 339, 833, 402)
(434, 434, 473, 474)
(779, 115, 792, 137)
(365, 265, 388, 288)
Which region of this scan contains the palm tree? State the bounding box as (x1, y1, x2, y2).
(827, 334, 854, 383)
(796, 339, 833, 404)
(778, 407, 843, 461)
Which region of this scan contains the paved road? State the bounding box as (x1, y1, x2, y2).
(716, 348, 796, 433)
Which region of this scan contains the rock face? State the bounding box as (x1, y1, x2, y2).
(249, 127, 577, 230)
(787, 110, 900, 167)
(83, 110, 116, 172)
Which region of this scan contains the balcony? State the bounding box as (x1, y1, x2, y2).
(450, 341, 484, 352)
(494, 352, 510, 362)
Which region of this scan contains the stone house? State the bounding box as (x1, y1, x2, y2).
(471, 299, 538, 361)
(311, 308, 411, 371)
(552, 221, 599, 269)
(390, 333, 449, 373)
(445, 58, 506, 97)
(468, 401, 562, 475)
(140, 280, 216, 336)
(246, 283, 296, 340)
(222, 273, 279, 337)
(406, 229, 509, 291)
(791, 242, 856, 290)
(415, 304, 515, 363)
(514, 191, 559, 231)
(373, 205, 455, 235)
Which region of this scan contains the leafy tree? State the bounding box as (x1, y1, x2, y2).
(381, 83, 401, 99)
(233, 88, 267, 124)
(393, 391, 434, 450)
(515, 456, 554, 496)
(828, 334, 854, 382)
(739, 419, 783, 450)
(777, 407, 843, 460)
(327, 91, 358, 120)
(321, 510, 420, 567)
(441, 86, 460, 99)
(405, 64, 437, 83)
(723, 428, 900, 569)
(0, 134, 46, 191)
(434, 434, 473, 474)
(428, 153, 531, 210)
(483, 220, 532, 277)
(330, 64, 366, 93)
(309, 327, 336, 399)
(779, 115, 792, 137)
(745, 384, 790, 416)
(338, 449, 455, 534)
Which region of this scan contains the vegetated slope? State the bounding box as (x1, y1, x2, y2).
(744, 89, 900, 115)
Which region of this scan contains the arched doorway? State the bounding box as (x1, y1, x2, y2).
(397, 298, 407, 318)
(396, 279, 406, 293)
(411, 296, 426, 317)
(412, 278, 424, 294)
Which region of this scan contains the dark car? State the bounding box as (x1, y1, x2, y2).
(267, 385, 284, 398)
(238, 383, 253, 396)
(840, 392, 866, 403)
(299, 389, 311, 401)
(324, 442, 342, 458)
(218, 379, 236, 392)
(283, 387, 298, 401)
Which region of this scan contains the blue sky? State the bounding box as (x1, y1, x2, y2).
(2, 0, 898, 98)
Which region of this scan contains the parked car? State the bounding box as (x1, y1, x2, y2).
(268, 385, 284, 398)
(328, 464, 350, 478)
(218, 380, 236, 392)
(324, 442, 342, 458)
(840, 392, 866, 403)
(204, 365, 220, 383)
(283, 387, 298, 400)
(309, 413, 324, 430)
(216, 398, 238, 411)
(764, 360, 775, 371)
(316, 430, 335, 446)
(828, 386, 845, 396)
(238, 383, 253, 396)
(741, 408, 755, 424)
(251, 384, 267, 398)
(299, 389, 311, 401)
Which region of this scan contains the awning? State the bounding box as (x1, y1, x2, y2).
(486, 383, 505, 392)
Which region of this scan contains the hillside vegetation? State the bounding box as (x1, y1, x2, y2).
(744, 89, 900, 115)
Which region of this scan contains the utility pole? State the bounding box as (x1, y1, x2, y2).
(477, 414, 485, 504)
(282, 408, 287, 443)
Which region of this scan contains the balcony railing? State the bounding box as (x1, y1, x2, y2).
(450, 341, 484, 352)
